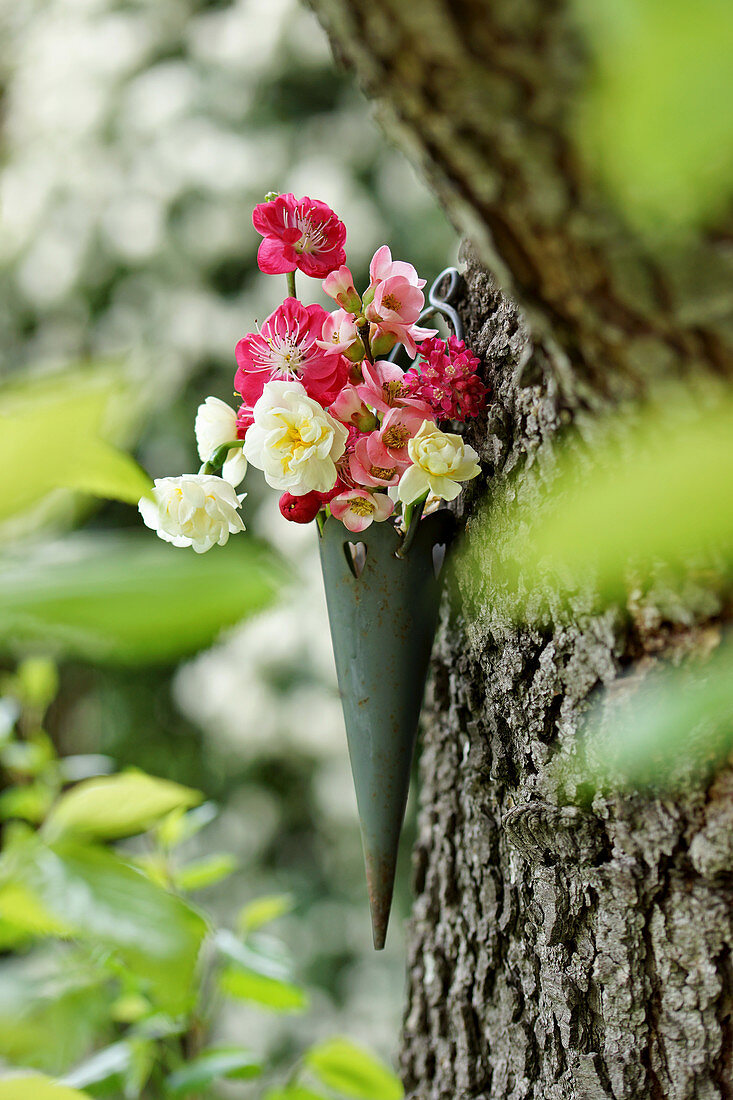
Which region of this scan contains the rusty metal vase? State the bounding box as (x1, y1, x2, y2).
(318, 509, 454, 949)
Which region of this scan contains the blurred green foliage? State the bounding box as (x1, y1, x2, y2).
(577, 633, 733, 789)
(462, 384, 733, 788)
(574, 0, 733, 228)
(463, 386, 733, 605)
(0, 531, 285, 664)
(0, 367, 151, 533)
(0, 660, 404, 1100)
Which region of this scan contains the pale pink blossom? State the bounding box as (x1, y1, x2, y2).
(235, 298, 347, 406)
(330, 488, 394, 533)
(365, 275, 438, 357)
(252, 193, 346, 278)
(350, 435, 401, 488)
(368, 245, 426, 289)
(316, 308, 364, 361)
(322, 265, 361, 314)
(328, 385, 377, 432)
(355, 360, 432, 416)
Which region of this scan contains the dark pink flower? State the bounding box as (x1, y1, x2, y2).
(235, 402, 255, 439)
(252, 193, 346, 279)
(279, 490, 324, 524)
(235, 297, 348, 406)
(401, 336, 488, 421)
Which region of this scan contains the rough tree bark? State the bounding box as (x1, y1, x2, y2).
(307, 2, 733, 1097)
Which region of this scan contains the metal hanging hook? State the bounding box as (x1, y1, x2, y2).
(387, 266, 464, 363)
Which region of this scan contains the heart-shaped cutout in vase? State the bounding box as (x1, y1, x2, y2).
(344, 541, 367, 579)
(432, 542, 447, 579)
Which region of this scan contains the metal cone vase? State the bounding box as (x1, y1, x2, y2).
(318, 509, 454, 949)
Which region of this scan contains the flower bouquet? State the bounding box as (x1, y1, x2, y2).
(140, 193, 488, 946)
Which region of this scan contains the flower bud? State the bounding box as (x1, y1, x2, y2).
(279, 491, 323, 524)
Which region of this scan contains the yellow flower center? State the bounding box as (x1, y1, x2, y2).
(382, 425, 410, 449)
(370, 464, 396, 481)
(350, 497, 376, 516)
(382, 292, 401, 312)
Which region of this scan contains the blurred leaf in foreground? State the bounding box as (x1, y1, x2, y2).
(305, 1038, 403, 1100)
(45, 773, 201, 841)
(0, 531, 286, 663)
(0, 365, 151, 529)
(166, 1047, 261, 1095)
(0, 1076, 91, 1099)
(578, 633, 733, 789)
(574, 0, 733, 228)
(462, 388, 733, 613)
(0, 835, 206, 1014)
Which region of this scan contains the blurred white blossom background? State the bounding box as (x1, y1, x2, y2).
(0, 0, 455, 1065)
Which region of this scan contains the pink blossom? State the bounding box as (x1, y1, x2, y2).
(364, 247, 437, 356)
(368, 245, 426, 289)
(330, 488, 394, 533)
(365, 278, 437, 357)
(350, 435, 401, 488)
(323, 265, 361, 314)
(316, 308, 364, 361)
(401, 336, 488, 421)
(355, 359, 432, 416)
(252, 193, 346, 278)
(329, 385, 378, 432)
(235, 298, 347, 406)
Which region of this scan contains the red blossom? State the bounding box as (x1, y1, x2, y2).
(401, 336, 488, 421)
(235, 297, 348, 407)
(252, 193, 346, 279)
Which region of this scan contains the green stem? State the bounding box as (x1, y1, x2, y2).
(316, 510, 326, 536)
(286, 270, 297, 299)
(397, 491, 429, 558)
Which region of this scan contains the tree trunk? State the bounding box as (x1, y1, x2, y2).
(307, 2, 733, 1097)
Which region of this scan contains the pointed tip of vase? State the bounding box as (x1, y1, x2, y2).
(365, 851, 397, 951)
(372, 920, 387, 951)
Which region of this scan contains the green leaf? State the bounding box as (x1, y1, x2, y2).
(219, 968, 307, 1013)
(574, 0, 733, 227)
(45, 772, 201, 841)
(174, 854, 237, 892)
(0, 836, 207, 1014)
(166, 1047, 261, 1095)
(0, 531, 285, 664)
(464, 390, 733, 611)
(305, 1039, 403, 1100)
(0, 782, 54, 824)
(0, 1076, 92, 1099)
(62, 1042, 131, 1089)
(237, 893, 294, 934)
(156, 802, 219, 851)
(579, 636, 733, 788)
(0, 962, 109, 1072)
(0, 366, 151, 526)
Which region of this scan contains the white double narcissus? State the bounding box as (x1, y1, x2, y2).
(139, 474, 246, 553)
(194, 396, 247, 487)
(397, 421, 481, 504)
(244, 379, 348, 495)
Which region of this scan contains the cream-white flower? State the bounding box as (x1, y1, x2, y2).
(139, 474, 245, 553)
(194, 396, 247, 488)
(243, 380, 348, 495)
(397, 421, 480, 504)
